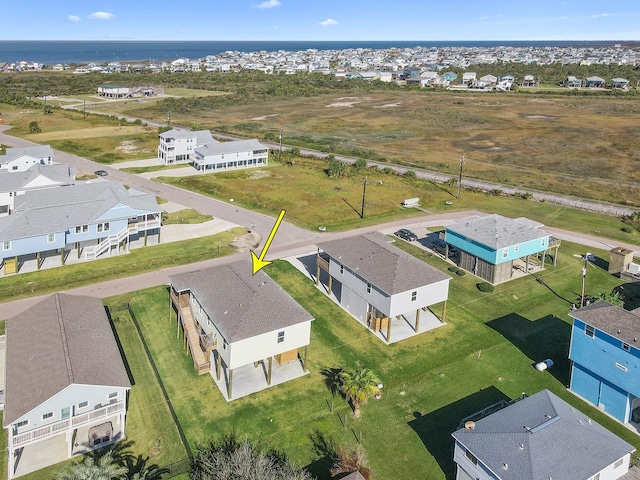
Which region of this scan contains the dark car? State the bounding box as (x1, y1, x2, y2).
(395, 228, 418, 242)
(432, 239, 459, 256)
(94, 170, 108, 176)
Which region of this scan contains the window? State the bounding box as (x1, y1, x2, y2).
(585, 325, 595, 338)
(340, 265, 344, 275)
(97, 222, 110, 232)
(514, 244, 520, 252)
(78, 401, 89, 408)
(541, 238, 547, 247)
(42, 412, 53, 420)
(61, 407, 70, 420)
(623, 342, 630, 352)
(615, 458, 624, 469)
(277, 331, 285, 343)
(75, 225, 88, 234)
(616, 362, 628, 372)
(502, 249, 509, 259)
(15, 420, 28, 428)
(223, 340, 227, 350)
(3, 241, 10, 251)
(108, 392, 118, 399)
(464, 448, 478, 466)
(11, 166, 18, 171)
(411, 291, 417, 302)
(367, 283, 372, 294)
(47, 233, 55, 243)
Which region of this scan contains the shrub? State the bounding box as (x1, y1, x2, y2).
(455, 269, 466, 276)
(447, 266, 458, 272)
(382, 167, 394, 175)
(477, 282, 494, 292)
(353, 158, 368, 171)
(28, 121, 41, 134)
(622, 226, 633, 233)
(404, 170, 417, 179)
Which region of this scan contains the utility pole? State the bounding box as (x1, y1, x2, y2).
(83, 99, 86, 119)
(278, 128, 283, 162)
(361, 176, 367, 219)
(457, 155, 465, 199)
(573, 253, 588, 307)
(167, 110, 172, 126)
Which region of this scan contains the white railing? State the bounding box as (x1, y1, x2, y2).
(12, 401, 124, 447)
(85, 217, 160, 261)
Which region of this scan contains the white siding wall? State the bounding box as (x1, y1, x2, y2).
(11, 384, 128, 435)
(389, 279, 450, 317)
(228, 322, 311, 369)
(328, 260, 392, 316)
(600, 453, 631, 480)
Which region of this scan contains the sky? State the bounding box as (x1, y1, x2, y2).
(3, 0, 640, 41)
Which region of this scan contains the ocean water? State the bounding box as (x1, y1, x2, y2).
(0, 40, 632, 66)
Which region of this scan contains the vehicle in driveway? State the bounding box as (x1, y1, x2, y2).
(432, 239, 459, 257)
(394, 228, 418, 242)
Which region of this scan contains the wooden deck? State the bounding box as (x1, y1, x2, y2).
(178, 295, 211, 375)
(623, 466, 640, 480)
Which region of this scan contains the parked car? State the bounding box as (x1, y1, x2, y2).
(395, 228, 418, 242)
(432, 239, 459, 256)
(94, 170, 108, 176)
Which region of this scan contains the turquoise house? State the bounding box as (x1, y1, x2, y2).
(444, 214, 559, 284)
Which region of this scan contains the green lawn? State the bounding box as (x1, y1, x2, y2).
(103, 238, 640, 480)
(161, 209, 213, 225)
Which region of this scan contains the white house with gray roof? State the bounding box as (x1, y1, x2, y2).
(0, 163, 75, 216)
(0, 179, 160, 273)
(316, 232, 451, 343)
(4, 294, 131, 479)
(157, 128, 216, 164)
(192, 139, 269, 172)
(452, 389, 635, 480)
(444, 214, 560, 284)
(168, 261, 314, 401)
(0, 145, 55, 172)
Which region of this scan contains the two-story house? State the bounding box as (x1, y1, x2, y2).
(451, 389, 635, 480)
(569, 301, 640, 424)
(316, 232, 451, 343)
(444, 214, 560, 284)
(168, 261, 314, 401)
(157, 129, 216, 164)
(4, 293, 131, 479)
(0, 145, 55, 172)
(0, 163, 75, 216)
(0, 179, 161, 273)
(191, 139, 269, 172)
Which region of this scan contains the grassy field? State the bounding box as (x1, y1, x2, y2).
(162, 209, 213, 225)
(102, 238, 640, 480)
(156, 157, 640, 245)
(129, 90, 640, 207)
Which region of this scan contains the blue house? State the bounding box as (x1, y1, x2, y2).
(444, 214, 560, 284)
(0, 179, 160, 273)
(569, 301, 640, 425)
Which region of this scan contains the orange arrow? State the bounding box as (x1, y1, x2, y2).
(251, 209, 286, 274)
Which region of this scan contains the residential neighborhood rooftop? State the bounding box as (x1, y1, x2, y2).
(0, 163, 75, 192)
(569, 300, 640, 346)
(448, 214, 549, 250)
(194, 139, 267, 157)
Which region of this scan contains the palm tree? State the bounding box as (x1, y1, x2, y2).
(55, 451, 127, 480)
(339, 368, 381, 418)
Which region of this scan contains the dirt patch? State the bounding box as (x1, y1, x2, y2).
(523, 114, 556, 119)
(326, 100, 361, 108)
(229, 231, 262, 253)
(116, 140, 152, 154)
(373, 103, 401, 108)
(250, 113, 280, 121)
(248, 170, 270, 179)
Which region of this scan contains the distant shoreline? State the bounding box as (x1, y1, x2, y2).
(1, 39, 638, 66)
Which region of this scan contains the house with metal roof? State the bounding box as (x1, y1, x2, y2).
(611, 78, 630, 90)
(3, 293, 131, 479)
(0, 179, 160, 274)
(157, 128, 217, 164)
(451, 389, 635, 480)
(168, 261, 314, 401)
(0, 145, 54, 172)
(191, 139, 269, 172)
(444, 214, 560, 284)
(585, 76, 606, 88)
(569, 301, 640, 426)
(0, 163, 75, 216)
(316, 232, 451, 344)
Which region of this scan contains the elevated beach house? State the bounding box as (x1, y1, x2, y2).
(3, 294, 131, 479)
(157, 128, 216, 164)
(452, 389, 635, 480)
(169, 261, 314, 401)
(444, 214, 560, 284)
(191, 139, 269, 172)
(569, 301, 640, 425)
(316, 232, 451, 343)
(0, 145, 54, 172)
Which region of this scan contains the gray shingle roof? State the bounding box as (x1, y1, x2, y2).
(317, 232, 451, 295)
(1, 145, 54, 165)
(169, 261, 313, 343)
(452, 389, 635, 480)
(0, 163, 75, 193)
(159, 128, 216, 145)
(447, 214, 550, 250)
(4, 294, 131, 426)
(569, 301, 640, 346)
(195, 139, 267, 157)
(0, 180, 159, 240)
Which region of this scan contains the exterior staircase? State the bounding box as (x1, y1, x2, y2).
(178, 295, 213, 375)
(85, 218, 160, 261)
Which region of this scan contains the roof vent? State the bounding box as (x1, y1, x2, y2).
(503, 463, 508, 470)
(618, 329, 622, 334)
(519, 443, 524, 451)
(464, 421, 475, 431)
(223, 310, 228, 314)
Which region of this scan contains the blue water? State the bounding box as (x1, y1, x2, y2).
(0, 40, 633, 66)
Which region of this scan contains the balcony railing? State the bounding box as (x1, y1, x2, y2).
(12, 401, 125, 447)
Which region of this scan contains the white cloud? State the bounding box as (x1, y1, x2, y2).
(591, 12, 620, 18)
(318, 18, 338, 27)
(256, 0, 281, 9)
(88, 11, 115, 20)
(67, 15, 81, 22)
